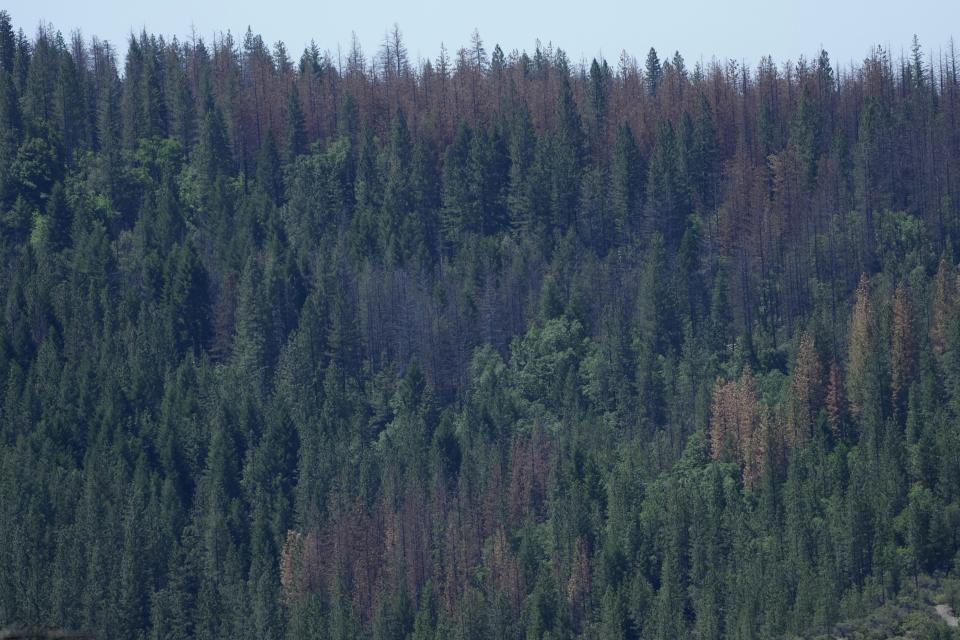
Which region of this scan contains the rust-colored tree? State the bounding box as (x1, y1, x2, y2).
(826, 361, 848, 439)
(279, 529, 304, 608)
(709, 366, 770, 487)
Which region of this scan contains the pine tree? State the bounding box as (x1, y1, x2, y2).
(285, 82, 307, 161)
(408, 140, 440, 260)
(645, 47, 662, 97)
(194, 95, 232, 188)
(791, 85, 821, 188)
(44, 180, 71, 252)
(470, 121, 509, 236)
(92, 41, 121, 186)
(890, 283, 917, 419)
(381, 108, 416, 264)
(441, 121, 473, 247)
(506, 102, 538, 231)
(548, 72, 584, 231)
(140, 34, 168, 139)
(826, 361, 847, 439)
(930, 257, 954, 362)
(256, 128, 282, 205)
(635, 235, 677, 428)
(349, 127, 382, 259)
(709, 366, 767, 486)
(162, 240, 211, 357)
(646, 119, 688, 247)
(847, 275, 884, 439)
(688, 92, 719, 213)
(610, 122, 644, 242)
(233, 257, 269, 387)
(587, 58, 609, 147)
(0, 11, 14, 75)
(788, 331, 822, 448)
(164, 41, 195, 154)
(53, 38, 87, 161)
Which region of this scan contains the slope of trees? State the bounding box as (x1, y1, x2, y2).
(2, 12, 960, 638)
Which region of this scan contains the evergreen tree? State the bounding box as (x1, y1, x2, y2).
(44, 180, 71, 251)
(0, 11, 15, 75)
(256, 128, 283, 205)
(381, 108, 417, 264)
(441, 121, 473, 247)
(233, 257, 270, 388)
(645, 47, 662, 97)
(791, 85, 821, 189)
(847, 275, 884, 443)
(285, 83, 307, 161)
(688, 92, 719, 213)
(548, 72, 585, 231)
(507, 101, 539, 231)
(1, 21, 960, 640)
(610, 122, 645, 242)
(587, 58, 609, 149)
(162, 240, 211, 357)
(646, 119, 688, 247)
(194, 95, 232, 188)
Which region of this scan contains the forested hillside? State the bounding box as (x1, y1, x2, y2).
(2, 12, 960, 638)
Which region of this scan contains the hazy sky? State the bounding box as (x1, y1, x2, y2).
(5, 0, 959, 70)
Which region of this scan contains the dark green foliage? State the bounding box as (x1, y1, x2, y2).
(687, 93, 720, 213)
(194, 95, 232, 188)
(610, 122, 645, 242)
(1, 18, 960, 640)
(547, 73, 585, 232)
(285, 83, 307, 161)
(256, 129, 283, 205)
(646, 120, 689, 248)
(645, 47, 662, 97)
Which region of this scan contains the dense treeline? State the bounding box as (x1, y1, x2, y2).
(1, 12, 960, 638)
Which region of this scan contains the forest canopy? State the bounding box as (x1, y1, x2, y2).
(1, 12, 960, 639)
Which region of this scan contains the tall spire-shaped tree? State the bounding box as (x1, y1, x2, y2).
(548, 72, 584, 231)
(645, 47, 662, 97)
(890, 283, 917, 419)
(285, 82, 307, 161)
(609, 122, 644, 242)
(847, 275, 884, 439)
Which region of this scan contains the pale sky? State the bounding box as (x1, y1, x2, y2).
(5, 0, 959, 71)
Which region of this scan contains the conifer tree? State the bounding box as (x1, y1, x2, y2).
(688, 92, 719, 212)
(195, 95, 232, 188)
(256, 128, 283, 205)
(162, 240, 211, 357)
(441, 121, 473, 247)
(610, 122, 644, 242)
(548, 72, 584, 231)
(507, 102, 538, 231)
(645, 47, 662, 97)
(587, 58, 609, 148)
(826, 361, 848, 439)
(890, 283, 917, 419)
(646, 119, 688, 247)
(285, 83, 307, 161)
(381, 108, 416, 264)
(233, 257, 269, 387)
(847, 275, 884, 439)
(930, 257, 954, 362)
(787, 331, 822, 448)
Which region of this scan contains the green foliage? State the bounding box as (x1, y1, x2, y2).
(1, 18, 960, 640)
